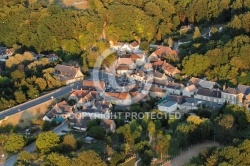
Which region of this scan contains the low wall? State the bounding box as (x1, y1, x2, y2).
(0, 92, 71, 128)
(0, 100, 53, 128)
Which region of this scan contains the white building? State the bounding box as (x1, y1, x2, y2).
(158, 101, 178, 113)
(182, 85, 197, 97)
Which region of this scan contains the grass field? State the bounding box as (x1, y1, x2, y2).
(0, 100, 53, 128)
(80, 140, 106, 155)
(51, 0, 88, 9)
(122, 157, 137, 166)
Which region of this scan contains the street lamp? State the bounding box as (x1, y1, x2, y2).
(0, 154, 6, 162)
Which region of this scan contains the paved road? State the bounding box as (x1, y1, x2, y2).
(0, 81, 83, 120)
(2, 122, 69, 166)
(163, 141, 219, 166)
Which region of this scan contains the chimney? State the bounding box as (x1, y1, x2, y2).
(223, 83, 226, 90)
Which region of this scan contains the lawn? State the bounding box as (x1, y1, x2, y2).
(122, 157, 137, 166)
(168, 138, 181, 157)
(80, 140, 106, 155)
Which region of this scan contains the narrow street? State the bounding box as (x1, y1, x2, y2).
(2, 122, 69, 166)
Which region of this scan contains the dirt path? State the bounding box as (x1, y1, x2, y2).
(134, 134, 152, 166)
(162, 141, 219, 166)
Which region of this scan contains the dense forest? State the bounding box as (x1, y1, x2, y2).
(185, 139, 250, 166)
(0, 51, 63, 110)
(0, 0, 249, 52)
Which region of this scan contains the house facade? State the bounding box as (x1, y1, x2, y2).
(158, 101, 178, 113)
(54, 64, 84, 85)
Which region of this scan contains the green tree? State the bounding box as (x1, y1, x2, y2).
(17, 151, 36, 165)
(88, 126, 106, 140)
(4, 134, 25, 153)
(147, 121, 156, 137)
(193, 27, 201, 39)
(72, 150, 106, 166)
(141, 149, 153, 166)
(140, 41, 149, 51)
(110, 152, 125, 166)
(35, 77, 47, 91)
(86, 119, 100, 129)
(42, 120, 52, 131)
(47, 153, 71, 166)
(11, 70, 25, 81)
(14, 91, 27, 104)
(157, 135, 171, 161)
(62, 134, 77, 150)
(36, 131, 60, 154)
(27, 86, 39, 99)
(182, 54, 211, 77)
(154, 120, 162, 131)
(215, 114, 235, 144)
(0, 134, 8, 146)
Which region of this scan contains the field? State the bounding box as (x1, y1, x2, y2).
(51, 0, 88, 10)
(0, 100, 53, 128)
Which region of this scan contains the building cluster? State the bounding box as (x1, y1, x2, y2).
(43, 41, 250, 133)
(109, 42, 250, 112)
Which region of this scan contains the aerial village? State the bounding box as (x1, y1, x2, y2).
(13, 40, 246, 133)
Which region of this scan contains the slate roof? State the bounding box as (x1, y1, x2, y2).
(166, 82, 183, 90)
(168, 95, 185, 104)
(237, 84, 250, 95)
(196, 88, 221, 98)
(159, 101, 177, 107)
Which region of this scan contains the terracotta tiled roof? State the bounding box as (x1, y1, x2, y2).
(130, 41, 139, 47)
(162, 62, 180, 75)
(223, 88, 241, 95)
(70, 90, 90, 99)
(82, 80, 105, 91)
(166, 82, 183, 90)
(144, 63, 153, 69)
(55, 64, 79, 79)
(188, 77, 202, 85)
(152, 60, 164, 68)
(153, 46, 178, 57)
(117, 58, 134, 65)
(117, 64, 130, 70)
(52, 100, 73, 114)
(150, 86, 167, 93)
(104, 92, 131, 100)
(185, 85, 197, 92)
